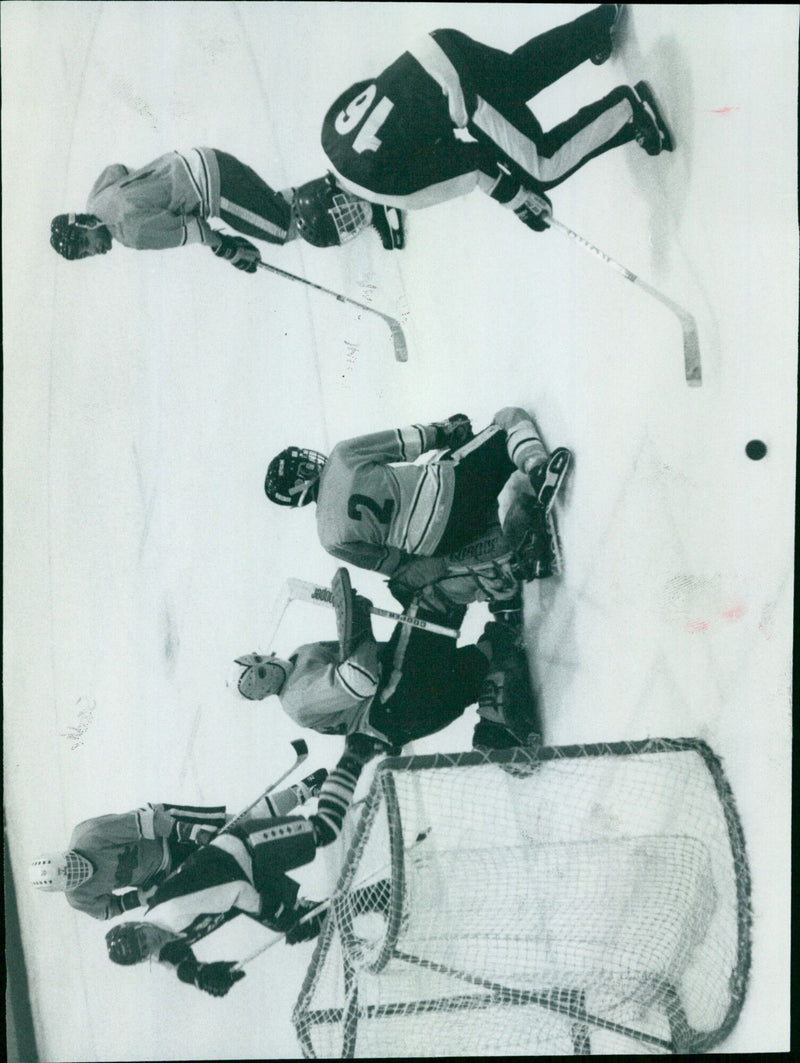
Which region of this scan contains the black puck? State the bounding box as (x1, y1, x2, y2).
(745, 439, 767, 460)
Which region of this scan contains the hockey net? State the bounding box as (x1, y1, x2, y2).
(293, 738, 750, 1057)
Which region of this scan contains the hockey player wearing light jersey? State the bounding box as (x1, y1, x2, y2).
(104, 735, 384, 997)
(28, 771, 327, 920)
(264, 408, 570, 617)
(319, 6, 673, 233)
(49, 148, 403, 271)
(235, 568, 539, 754)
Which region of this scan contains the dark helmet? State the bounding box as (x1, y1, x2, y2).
(50, 213, 105, 259)
(106, 923, 148, 966)
(265, 446, 327, 507)
(291, 174, 372, 248)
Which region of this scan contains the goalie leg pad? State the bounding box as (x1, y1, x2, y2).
(476, 644, 541, 746)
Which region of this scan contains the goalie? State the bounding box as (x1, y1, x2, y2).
(104, 735, 384, 997)
(235, 568, 540, 754)
(49, 148, 403, 272)
(264, 407, 571, 624)
(28, 771, 326, 920)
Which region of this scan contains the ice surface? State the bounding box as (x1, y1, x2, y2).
(3, 3, 795, 1059)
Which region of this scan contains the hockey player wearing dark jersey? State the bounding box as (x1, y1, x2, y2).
(319, 6, 673, 233)
(264, 408, 571, 617)
(49, 148, 403, 271)
(28, 772, 326, 920)
(104, 736, 385, 997)
(235, 568, 539, 754)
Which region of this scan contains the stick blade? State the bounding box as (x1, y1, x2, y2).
(291, 738, 309, 757)
(683, 322, 702, 386)
(386, 319, 409, 362)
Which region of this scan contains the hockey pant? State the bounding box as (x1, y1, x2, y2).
(213, 150, 293, 245)
(368, 625, 489, 747)
(433, 15, 638, 190)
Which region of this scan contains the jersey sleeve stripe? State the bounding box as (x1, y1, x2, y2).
(402, 465, 444, 554)
(336, 660, 379, 699)
(175, 151, 207, 210)
(219, 197, 289, 241)
(407, 33, 469, 127)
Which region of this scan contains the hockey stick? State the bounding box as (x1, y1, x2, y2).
(286, 577, 459, 639)
(216, 738, 309, 837)
(256, 260, 408, 363)
(548, 216, 702, 387)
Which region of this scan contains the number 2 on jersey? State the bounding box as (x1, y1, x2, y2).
(348, 494, 395, 524)
(334, 84, 394, 155)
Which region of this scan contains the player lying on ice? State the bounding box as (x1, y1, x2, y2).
(319, 6, 672, 234)
(104, 734, 386, 996)
(49, 148, 403, 272)
(235, 567, 541, 755)
(264, 407, 571, 627)
(28, 771, 327, 920)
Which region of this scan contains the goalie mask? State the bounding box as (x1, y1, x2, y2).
(265, 447, 326, 507)
(29, 850, 94, 892)
(235, 653, 294, 700)
(50, 213, 110, 259)
(292, 175, 372, 248)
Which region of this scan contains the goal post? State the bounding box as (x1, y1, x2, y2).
(293, 739, 751, 1057)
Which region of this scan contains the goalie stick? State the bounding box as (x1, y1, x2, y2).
(548, 216, 702, 387)
(257, 260, 408, 362)
(286, 578, 459, 638)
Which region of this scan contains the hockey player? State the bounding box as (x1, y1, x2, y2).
(235, 568, 539, 754)
(28, 770, 327, 920)
(319, 7, 673, 232)
(104, 735, 385, 996)
(49, 148, 403, 270)
(264, 408, 571, 619)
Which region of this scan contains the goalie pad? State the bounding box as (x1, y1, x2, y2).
(331, 568, 373, 662)
(476, 644, 541, 748)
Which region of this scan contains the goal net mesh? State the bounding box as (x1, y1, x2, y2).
(293, 738, 750, 1056)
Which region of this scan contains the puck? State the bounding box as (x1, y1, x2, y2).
(745, 439, 767, 461)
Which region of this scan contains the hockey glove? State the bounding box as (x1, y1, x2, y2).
(193, 960, 246, 997)
(432, 413, 472, 450)
(284, 900, 328, 945)
(389, 555, 448, 594)
(211, 232, 261, 273)
(511, 188, 552, 233)
(489, 163, 551, 233)
(170, 819, 213, 846)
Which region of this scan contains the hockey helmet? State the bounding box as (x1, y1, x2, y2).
(235, 653, 294, 700)
(265, 446, 326, 507)
(29, 850, 94, 892)
(105, 922, 174, 965)
(50, 213, 108, 259)
(292, 174, 372, 248)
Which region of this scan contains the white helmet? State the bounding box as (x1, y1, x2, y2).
(29, 850, 94, 892)
(235, 653, 294, 700)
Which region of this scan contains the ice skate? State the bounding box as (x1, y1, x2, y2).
(528, 447, 572, 513)
(631, 81, 674, 155)
(372, 203, 405, 249)
(590, 4, 624, 65)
